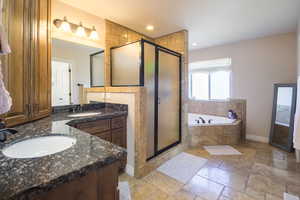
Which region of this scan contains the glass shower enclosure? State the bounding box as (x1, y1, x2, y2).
(111, 39, 182, 160)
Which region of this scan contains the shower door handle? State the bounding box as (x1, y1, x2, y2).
(158, 97, 161, 104)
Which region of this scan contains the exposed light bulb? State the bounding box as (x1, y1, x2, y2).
(146, 25, 154, 31)
(192, 42, 198, 46)
(90, 26, 99, 40)
(76, 22, 86, 37)
(60, 16, 71, 32)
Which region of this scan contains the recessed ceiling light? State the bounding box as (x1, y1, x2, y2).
(192, 42, 198, 46)
(146, 25, 154, 31)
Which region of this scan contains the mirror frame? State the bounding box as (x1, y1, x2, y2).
(269, 83, 297, 152)
(90, 50, 105, 87)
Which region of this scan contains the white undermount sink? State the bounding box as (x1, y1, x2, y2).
(68, 112, 101, 118)
(2, 135, 76, 159)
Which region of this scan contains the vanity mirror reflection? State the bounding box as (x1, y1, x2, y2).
(51, 39, 104, 106)
(270, 83, 297, 152)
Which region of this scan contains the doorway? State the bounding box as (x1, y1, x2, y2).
(51, 60, 71, 106)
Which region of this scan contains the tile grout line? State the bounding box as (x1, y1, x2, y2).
(216, 185, 226, 200)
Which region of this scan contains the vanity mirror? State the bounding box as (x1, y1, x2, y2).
(90, 51, 104, 87)
(270, 83, 297, 152)
(51, 39, 104, 106)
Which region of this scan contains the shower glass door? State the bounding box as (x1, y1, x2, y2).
(144, 42, 156, 158)
(156, 48, 181, 153)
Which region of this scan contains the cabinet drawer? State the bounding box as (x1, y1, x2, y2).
(111, 128, 126, 148)
(111, 116, 126, 129)
(95, 131, 111, 142)
(76, 119, 110, 134)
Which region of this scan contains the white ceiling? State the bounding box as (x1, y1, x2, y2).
(59, 0, 300, 50)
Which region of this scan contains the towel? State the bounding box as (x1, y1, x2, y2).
(0, 62, 12, 115)
(0, 0, 12, 115)
(0, 25, 11, 54)
(293, 76, 300, 151)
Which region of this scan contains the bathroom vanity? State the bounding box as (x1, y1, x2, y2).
(72, 115, 127, 171)
(0, 104, 127, 200)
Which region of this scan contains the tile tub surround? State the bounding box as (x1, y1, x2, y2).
(188, 99, 247, 142)
(189, 120, 242, 146)
(0, 107, 127, 200)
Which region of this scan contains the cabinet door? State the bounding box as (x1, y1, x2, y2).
(95, 131, 112, 142)
(111, 116, 126, 129)
(76, 119, 111, 133)
(0, 0, 31, 126)
(112, 128, 125, 148)
(30, 0, 52, 120)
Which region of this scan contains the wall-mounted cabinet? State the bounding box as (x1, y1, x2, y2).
(1, 0, 52, 126)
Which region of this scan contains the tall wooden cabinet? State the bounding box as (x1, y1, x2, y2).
(1, 0, 52, 126)
(30, 0, 52, 120)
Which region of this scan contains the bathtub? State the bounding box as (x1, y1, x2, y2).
(188, 113, 236, 126)
(188, 113, 242, 146)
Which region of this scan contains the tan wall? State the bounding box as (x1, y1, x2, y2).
(52, 0, 105, 49)
(104, 20, 153, 86)
(189, 33, 298, 142)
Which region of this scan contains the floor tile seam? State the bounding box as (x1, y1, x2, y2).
(216, 186, 226, 200)
(142, 175, 183, 196)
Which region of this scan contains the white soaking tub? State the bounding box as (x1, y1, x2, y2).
(188, 113, 242, 146)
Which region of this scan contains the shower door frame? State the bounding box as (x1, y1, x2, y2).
(110, 39, 182, 160)
(110, 41, 145, 87)
(141, 39, 182, 160)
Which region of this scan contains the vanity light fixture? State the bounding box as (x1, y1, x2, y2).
(76, 22, 86, 37)
(89, 26, 99, 40)
(53, 17, 99, 40)
(60, 16, 71, 32)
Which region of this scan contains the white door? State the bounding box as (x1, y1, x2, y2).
(52, 61, 71, 106)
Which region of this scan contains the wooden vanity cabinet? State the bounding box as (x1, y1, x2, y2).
(30, 0, 52, 120)
(0, 0, 52, 126)
(34, 161, 120, 200)
(74, 116, 127, 171)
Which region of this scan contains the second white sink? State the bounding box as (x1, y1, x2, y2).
(2, 135, 76, 159)
(68, 112, 101, 118)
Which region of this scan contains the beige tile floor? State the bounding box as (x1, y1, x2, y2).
(119, 141, 300, 200)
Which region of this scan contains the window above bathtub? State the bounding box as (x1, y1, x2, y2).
(189, 58, 232, 101)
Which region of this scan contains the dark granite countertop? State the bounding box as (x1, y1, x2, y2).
(0, 106, 127, 200)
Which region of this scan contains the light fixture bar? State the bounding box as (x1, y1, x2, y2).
(53, 17, 99, 40)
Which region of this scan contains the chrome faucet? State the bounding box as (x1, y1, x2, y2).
(70, 105, 82, 113)
(198, 117, 206, 124)
(0, 128, 18, 143)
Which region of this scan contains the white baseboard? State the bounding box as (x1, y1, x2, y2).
(125, 164, 134, 177)
(296, 149, 300, 163)
(246, 134, 269, 143)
